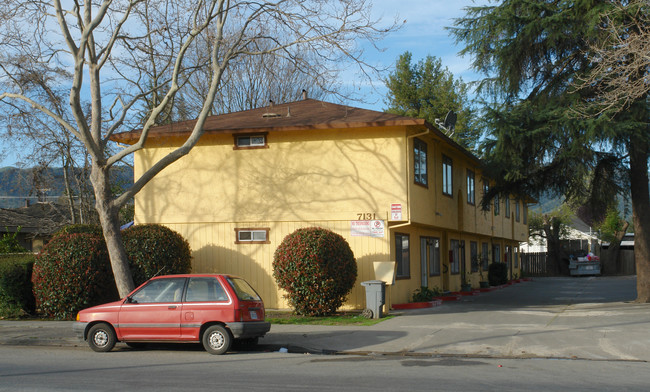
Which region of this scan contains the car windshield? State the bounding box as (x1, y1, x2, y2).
(226, 277, 261, 301)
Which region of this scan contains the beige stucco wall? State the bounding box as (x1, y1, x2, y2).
(134, 126, 405, 308)
(133, 123, 527, 309)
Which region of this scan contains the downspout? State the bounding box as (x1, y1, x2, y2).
(388, 127, 431, 231)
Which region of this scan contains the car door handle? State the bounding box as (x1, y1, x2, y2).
(168, 305, 177, 309)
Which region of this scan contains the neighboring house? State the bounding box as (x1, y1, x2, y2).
(521, 215, 600, 255)
(112, 98, 530, 309)
(0, 202, 72, 252)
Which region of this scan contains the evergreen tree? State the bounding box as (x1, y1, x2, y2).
(451, 0, 650, 301)
(384, 52, 480, 151)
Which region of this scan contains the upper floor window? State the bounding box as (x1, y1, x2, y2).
(234, 133, 268, 149)
(466, 170, 475, 205)
(442, 155, 453, 196)
(413, 138, 428, 186)
(482, 179, 490, 210)
(505, 196, 511, 218)
(235, 228, 270, 244)
(494, 194, 500, 216)
(523, 203, 528, 224)
(515, 199, 521, 222)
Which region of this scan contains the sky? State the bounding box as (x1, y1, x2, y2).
(0, 0, 488, 168)
(352, 0, 490, 111)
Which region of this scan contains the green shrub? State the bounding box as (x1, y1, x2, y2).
(32, 234, 118, 320)
(0, 230, 27, 254)
(411, 286, 442, 302)
(273, 227, 357, 316)
(122, 224, 192, 287)
(488, 262, 508, 286)
(0, 254, 36, 318)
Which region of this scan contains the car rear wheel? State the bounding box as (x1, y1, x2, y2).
(202, 325, 232, 355)
(87, 323, 116, 353)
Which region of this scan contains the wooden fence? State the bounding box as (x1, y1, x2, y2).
(521, 252, 549, 277)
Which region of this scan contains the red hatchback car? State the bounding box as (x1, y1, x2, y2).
(73, 274, 271, 355)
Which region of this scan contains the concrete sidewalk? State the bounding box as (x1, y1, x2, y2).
(2, 276, 648, 361)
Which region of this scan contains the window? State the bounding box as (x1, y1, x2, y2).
(423, 237, 441, 276)
(494, 194, 500, 216)
(235, 228, 270, 244)
(450, 239, 460, 274)
(505, 196, 510, 218)
(130, 278, 186, 303)
(481, 242, 489, 271)
(413, 138, 428, 186)
(442, 155, 453, 196)
(515, 200, 520, 222)
(470, 241, 478, 272)
(523, 203, 528, 224)
(514, 248, 519, 268)
(186, 277, 228, 302)
(493, 244, 501, 263)
(395, 233, 410, 279)
(467, 170, 475, 205)
(226, 277, 262, 301)
(234, 133, 268, 149)
(482, 179, 490, 210)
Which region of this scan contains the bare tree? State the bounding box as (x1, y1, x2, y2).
(575, 0, 650, 116)
(0, 0, 397, 297)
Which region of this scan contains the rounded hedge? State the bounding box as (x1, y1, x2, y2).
(32, 234, 117, 320)
(0, 254, 35, 318)
(122, 224, 192, 287)
(488, 262, 509, 286)
(31, 224, 192, 319)
(273, 227, 357, 316)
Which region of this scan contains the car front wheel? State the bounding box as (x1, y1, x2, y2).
(87, 323, 116, 353)
(202, 325, 232, 355)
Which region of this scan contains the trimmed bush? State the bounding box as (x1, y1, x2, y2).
(122, 224, 192, 287)
(488, 262, 509, 286)
(0, 231, 27, 254)
(0, 254, 36, 318)
(32, 234, 117, 320)
(31, 223, 192, 319)
(273, 227, 357, 316)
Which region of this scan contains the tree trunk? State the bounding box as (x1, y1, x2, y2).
(544, 216, 568, 276)
(629, 135, 650, 302)
(90, 163, 135, 298)
(601, 221, 629, 275)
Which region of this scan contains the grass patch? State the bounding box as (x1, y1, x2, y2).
(266, 311, 393, 326)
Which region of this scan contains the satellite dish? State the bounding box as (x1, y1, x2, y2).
(443, 110, 457, 133)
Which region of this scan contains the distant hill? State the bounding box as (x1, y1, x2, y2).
(0, 166, 133, 209)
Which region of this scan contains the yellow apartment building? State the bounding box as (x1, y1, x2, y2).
(113, 98, 529, 309)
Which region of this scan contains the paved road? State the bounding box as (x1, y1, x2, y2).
(1, 276, 647, 362)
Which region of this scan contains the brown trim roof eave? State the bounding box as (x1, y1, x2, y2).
(422, 120, 483, 167)
(110, 117, 428, 145)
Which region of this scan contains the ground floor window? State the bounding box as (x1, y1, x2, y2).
(395, 233, 410, 279)
(421, 237, 440, 276)
(450, 239, 460, 274)
(470, 241, 479, 272)
(481, 242, 489, 271)
(493, 244, 501, 263)
(235, 228, 270, 244)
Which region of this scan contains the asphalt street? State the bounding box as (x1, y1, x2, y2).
(1, 276, 646, 362)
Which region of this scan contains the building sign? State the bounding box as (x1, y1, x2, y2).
(391, 203, 402, 221)
(351, 220, 385, 238)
